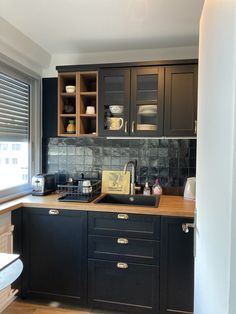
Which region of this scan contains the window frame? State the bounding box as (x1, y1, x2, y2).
(0, 61, 41, 203)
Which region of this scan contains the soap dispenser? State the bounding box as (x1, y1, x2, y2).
(143, 181, 151, 195)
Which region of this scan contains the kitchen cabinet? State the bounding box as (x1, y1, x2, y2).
(160, 217, 194, 314)
(58, 71, 98, 137)
(22, 208, 87, 304)
(99, 67, 164, 137)
(42, 78, 58, 139)
(164, 65, 198, 137)
(14, 206, 194, 314)
(88, 211, 160, 314)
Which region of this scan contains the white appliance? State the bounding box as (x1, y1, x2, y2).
(184, 177, 196, 200)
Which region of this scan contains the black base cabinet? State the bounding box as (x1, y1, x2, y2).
(87, 212, 161, 314)
(160, 217, 194, 314)
(88, 259, 159, 314)
(22, 208, 87, 305)
(16, 208, 194, 314)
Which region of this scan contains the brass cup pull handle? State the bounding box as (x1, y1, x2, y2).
(131, 121, 135, 133)
(117, 213, 129, 220)
(125, 121, 128, 133)
(117, 262, 128, 269)
(194, 120, 197, 134)
(117, 238, 129, 245)
(49, 209, 59, 215)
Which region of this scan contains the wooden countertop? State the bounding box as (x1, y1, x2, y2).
(0, 193, 195, 217)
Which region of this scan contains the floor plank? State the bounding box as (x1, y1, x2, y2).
(2, 300, 123, 314)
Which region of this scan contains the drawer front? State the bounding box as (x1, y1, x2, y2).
(88, 235, 160, 265)
(88, 212, 160, 240)
(88, 259, 159, 314)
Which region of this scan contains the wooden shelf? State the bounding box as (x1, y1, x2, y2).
(60, 92, 76, 97)
(80, 92, 97, 97)
(58, 71, 98, 137)
(59, 114, 76, 117)
(80, 114, 96, 117)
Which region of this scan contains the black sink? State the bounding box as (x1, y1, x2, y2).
(95, 194, 160, 207)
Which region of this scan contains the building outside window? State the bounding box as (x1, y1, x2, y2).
(12, 143, 20, 151)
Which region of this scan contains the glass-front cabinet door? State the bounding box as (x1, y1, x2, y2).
(99, 68, 130, 136)
(130, 67, 164, 137)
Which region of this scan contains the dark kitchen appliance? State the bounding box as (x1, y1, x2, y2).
(32, 174, 56, 196)
(57, 179, 101, 202)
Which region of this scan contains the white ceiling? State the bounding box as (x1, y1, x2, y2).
(0, 0, 204, 54)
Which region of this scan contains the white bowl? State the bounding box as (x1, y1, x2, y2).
(65, 85, 76, 93)
(109, 105, 124, 114)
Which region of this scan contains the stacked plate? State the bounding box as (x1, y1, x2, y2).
(137, 124, 157, 131)
(138, 105, 157, 116)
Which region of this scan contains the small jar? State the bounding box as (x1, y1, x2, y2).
(66, 120, 75, 134)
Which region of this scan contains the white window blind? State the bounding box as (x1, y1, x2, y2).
(0, 72, 30, 141)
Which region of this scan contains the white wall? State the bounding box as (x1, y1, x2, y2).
(195, 1, 236, 313)
(42, 45, 199, 77)
(0, 17, 51, 77)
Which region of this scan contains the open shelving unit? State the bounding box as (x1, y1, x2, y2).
(58, 71, 98, 136)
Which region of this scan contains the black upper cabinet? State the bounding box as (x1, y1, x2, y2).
(160, 217, 194, 314)
(99, 64, 197, 137)
(22, 208, 87, 305)
(42, 78, 58, 139)
(164, 65, 198, 137)
(130, 67, 164, 137)
(99, 67, 164, 137)
(99, 68, 130, 136)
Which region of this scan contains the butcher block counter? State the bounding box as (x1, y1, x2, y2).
(0, 193, 195, 217)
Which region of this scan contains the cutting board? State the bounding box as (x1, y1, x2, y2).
(102, 170, 130, 194)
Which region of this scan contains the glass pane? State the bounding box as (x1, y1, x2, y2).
(105, 76, 124, 91)
(136, 74, 158, 102)
(105, 76, 124, 104)
(104, 76, 125, 132)
(136, 104, 158, 131)
(0, 141, 29, 189)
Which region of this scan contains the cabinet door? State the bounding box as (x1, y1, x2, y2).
(160, 217, 194, 314)
(88, 259, 159, 314)
(164, 65, 198, 137)
(130, 67, 164, 137)
(99, 68, 130, 136)
(22, 208, 87, 304)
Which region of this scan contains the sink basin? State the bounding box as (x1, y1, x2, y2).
(95, 194, 160, 207)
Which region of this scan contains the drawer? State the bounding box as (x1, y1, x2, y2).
(88, 212, 160, 240)
(88, 235, 160, 265)
(88, 259, 159, 314)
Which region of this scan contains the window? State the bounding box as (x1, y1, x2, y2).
(0, 62, 41, 201)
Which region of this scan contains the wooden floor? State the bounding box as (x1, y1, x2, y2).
(2, 300, 123, 314)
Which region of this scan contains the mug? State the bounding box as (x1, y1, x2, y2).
(86, 106, 95, 114)
(82, 180, 92, 194)
(107, 117, 124, 130)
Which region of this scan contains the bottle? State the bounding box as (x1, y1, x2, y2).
(66, 120, 75, 134)
(143, 181, 151, 195)
(152, 178, 162, 195)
